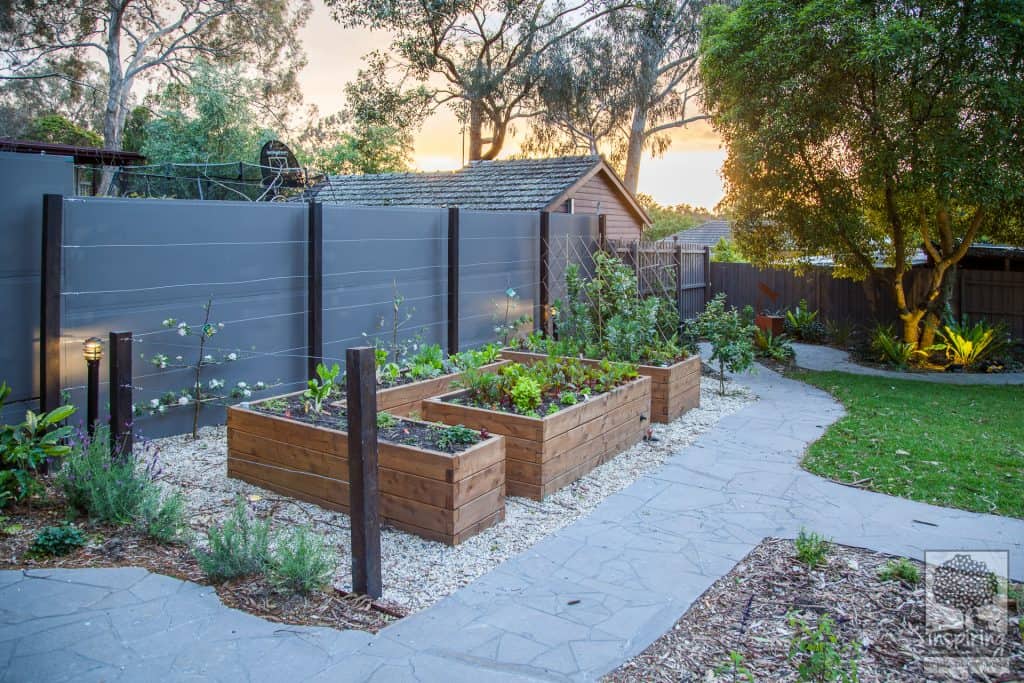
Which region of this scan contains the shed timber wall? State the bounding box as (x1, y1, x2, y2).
(566, 172, 643, 241)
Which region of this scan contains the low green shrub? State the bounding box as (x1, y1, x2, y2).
(30, 524, 86, 557)
(935, 317, 1009, 370)
(787, 612, 860, 682)
(141, 491, 190, 544)
(268, 525, 337, 596)
(869, 324, 923, 369)
(59, 426, 188, 544)
(753, 328, 794, 362)
(794, 528, 831, 568)
(432, 424, 479, 450)
(877, 558, 920, 585)
(194, 497, 271, 581)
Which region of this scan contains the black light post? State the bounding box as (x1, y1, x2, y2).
(83, 337, 103, 436)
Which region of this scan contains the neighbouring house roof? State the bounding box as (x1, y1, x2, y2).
(308, 155, 650, 224)
(0, 138, 146, 166)
(663, 219, 733, 247)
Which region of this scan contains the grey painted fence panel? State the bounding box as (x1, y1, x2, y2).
(459, 210, 540, 348)
(0, 151, 75, 410)
(60, 197, 308, 437)
(321, 205, 447, 362)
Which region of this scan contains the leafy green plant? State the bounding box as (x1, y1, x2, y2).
(869, 324, 926, 369)
(268, 525, 337, 596)
(693, 293, 757, 395)
(825, 319, 854, 348)
(194, 497, 271, 581)
(714, 650, 755, 682)
(935, 317, 1008, 370)
(304, 362, 340, 415)
(29, 524, 86, 557)
(450, 343, 502, 370)
(552, 253, 683, 365)
(407, 343, 445, 380)
(787, 612, 860, 682)
(376, 412, 398, 429)
(785, 300, 828, 342)
(432, 424, 479, 450)
(0, 384, 75, 507)
(794, 528, 831, 568)
(559, 391, 578, 406)
(511, 376, 542, 414)
(877, 558, 920, 585)
(753, 327, 794, 362)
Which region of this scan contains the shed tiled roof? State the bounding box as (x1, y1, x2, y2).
(309, 156, 604, 212)
(664, 219, 733, 247)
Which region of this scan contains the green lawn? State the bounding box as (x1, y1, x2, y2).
(794, 371, 1024, 518)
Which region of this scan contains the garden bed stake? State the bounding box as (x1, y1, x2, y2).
(346, 346, 382, 598)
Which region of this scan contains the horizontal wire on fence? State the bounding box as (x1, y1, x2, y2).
(322, 263, 446, 279)
(63, 273, 307, 296)
(459, 281, 541, 297)
(322, 236, 447, 244)
(322, 291, 443, 314)
(461, 256, 537, 269)
(63, 240, 309, 249)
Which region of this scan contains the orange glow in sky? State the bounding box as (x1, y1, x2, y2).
(297, 2, 726, 208)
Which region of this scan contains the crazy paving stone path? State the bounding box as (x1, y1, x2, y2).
(3, 363, 1022, 682)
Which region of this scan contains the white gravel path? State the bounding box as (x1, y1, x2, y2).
(150, 375, 755, 613)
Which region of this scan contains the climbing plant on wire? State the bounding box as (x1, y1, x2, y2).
(135, 299, 270, 439)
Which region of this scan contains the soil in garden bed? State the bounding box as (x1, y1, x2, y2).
(0, 494, 400, 633)
(605, 538, 1023, 682)
(251, 394, 483, 454)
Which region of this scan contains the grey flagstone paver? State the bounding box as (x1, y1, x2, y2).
(2, 361, 1021, 682)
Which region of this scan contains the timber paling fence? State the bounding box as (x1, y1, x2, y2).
(710, 262, 1024, 338)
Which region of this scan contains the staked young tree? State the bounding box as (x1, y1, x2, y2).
(700, 0, 1024, 347)
(0, 0, 311, 152)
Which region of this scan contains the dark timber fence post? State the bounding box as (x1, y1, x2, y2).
(673, 243, 683, 325)
(307, 201, 324, 379)
(109, 331, 133, 458)
(538, 211, 551, 335)
(40, 194, 63, 413)
(598, 214, 608, 252)
(703, 245, 712, 308)
(346, 346, 382, 598)
(447, 207, 460, 356)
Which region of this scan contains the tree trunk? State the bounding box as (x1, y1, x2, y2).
(467, 99, 483, 161)
(622, 106, 648, 193)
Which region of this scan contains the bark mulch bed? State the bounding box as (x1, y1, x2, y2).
(0, 495, 400, 633)
(605, 538, 1023, 683)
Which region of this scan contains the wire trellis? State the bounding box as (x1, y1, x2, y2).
(107, 161, 324, 202)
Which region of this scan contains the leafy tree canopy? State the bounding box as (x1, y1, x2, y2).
(141, 61, 275, 165)
(638, 193, 717, 240)
(25, 114, 102, 147)
(700, 0, 1024, 345)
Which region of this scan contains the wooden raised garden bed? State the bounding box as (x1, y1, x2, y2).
(499, 349, 699, 423)
(226, 393, 506, 545)
(340, 360, 510, 418)
(421, 375, 650, 501)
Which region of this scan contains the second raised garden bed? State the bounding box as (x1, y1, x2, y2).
(500, 349, 700, 423)
(421, 370, 651, 501)
(226, 392, 506, 545)
(372, 360, 509, 417)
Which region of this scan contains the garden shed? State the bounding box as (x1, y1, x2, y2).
(308, 155, 651, 240)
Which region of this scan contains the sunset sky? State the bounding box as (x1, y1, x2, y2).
(296, 2, 727, 209)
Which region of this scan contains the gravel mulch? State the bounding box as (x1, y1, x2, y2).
(605, 538, 1024, 682)
(153, 376, 754, 614)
